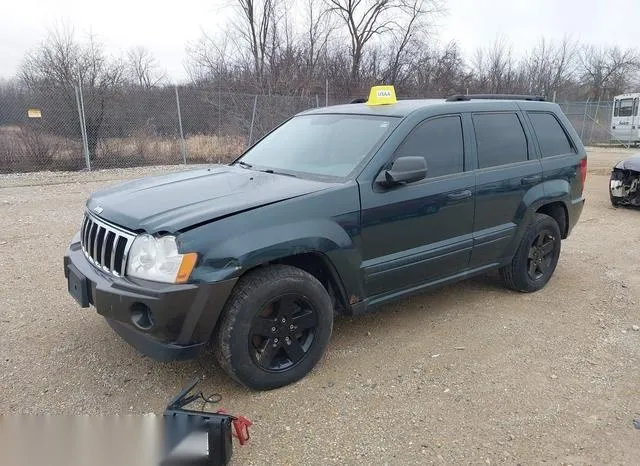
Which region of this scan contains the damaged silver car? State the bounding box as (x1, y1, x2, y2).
(610, 155, 640, 207)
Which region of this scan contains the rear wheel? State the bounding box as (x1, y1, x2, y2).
(214, 265, 333, 390)
(500, 213, 561, 292)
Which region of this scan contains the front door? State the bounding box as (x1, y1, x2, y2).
(359, 114, 475, 298)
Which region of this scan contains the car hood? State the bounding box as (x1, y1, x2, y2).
(614, 154, 640, 172)
(86, 165, 336, 233)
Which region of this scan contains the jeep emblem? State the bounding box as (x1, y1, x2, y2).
(93, 206, 103, 214)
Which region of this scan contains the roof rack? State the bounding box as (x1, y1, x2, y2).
(446, 94, 546, 102)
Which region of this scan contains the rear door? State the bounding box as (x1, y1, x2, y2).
(468, 111, 543, 268)
(613, 97, 639, 141)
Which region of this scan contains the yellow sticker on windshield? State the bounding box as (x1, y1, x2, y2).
(367, 86, 397, 106)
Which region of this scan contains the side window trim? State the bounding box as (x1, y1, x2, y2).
(390, 113, 466, 178)
(525, 111, 578, 158)
(470, 111, 531, 169)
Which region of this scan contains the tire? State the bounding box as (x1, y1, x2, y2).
(214, 264, 333, 390)
(499, 213, 562, 293)
(610, 195, 622, 207)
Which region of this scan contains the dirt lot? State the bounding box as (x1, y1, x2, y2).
(1, 148, 640, 464)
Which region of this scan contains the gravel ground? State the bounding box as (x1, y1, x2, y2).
(1, 149, 640, 464)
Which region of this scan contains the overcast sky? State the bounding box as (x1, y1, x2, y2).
(1, 0, 639, 83)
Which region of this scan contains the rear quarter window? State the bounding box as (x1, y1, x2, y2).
(472, 112, 528, 169)
(527, 112, 575, 157)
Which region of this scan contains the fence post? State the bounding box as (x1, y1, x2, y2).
(588, 96, 601, 145)
(325, 79, 329, 107)
(316, 95, 320, 108)
(218, 77, 222, 139)
(580, 98, 590, 142)
(248, 95, 258, 147)
(630, 105, 636, 149)
(175, 85, 187, 164)
(75, 85, 90, 170)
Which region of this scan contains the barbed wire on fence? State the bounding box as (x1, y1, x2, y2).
(0, 86, 635, 174)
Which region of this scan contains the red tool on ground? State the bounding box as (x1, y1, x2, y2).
(216, 409, 253, 445)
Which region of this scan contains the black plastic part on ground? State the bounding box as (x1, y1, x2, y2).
(160, 379, 234, 466)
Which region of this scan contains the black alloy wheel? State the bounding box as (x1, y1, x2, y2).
(527, 229, 557, 281)
(214, 264, 333, 390)
(249, 294, 318, 372)
(500, 213, 562, 292)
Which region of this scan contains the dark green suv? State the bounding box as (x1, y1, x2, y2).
(64, 91, 587, 390)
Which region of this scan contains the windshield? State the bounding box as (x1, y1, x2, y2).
(235, 113, 397, 178)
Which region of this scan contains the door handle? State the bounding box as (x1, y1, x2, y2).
(521, 175, 541, 185)
(447, 189, 472, 201)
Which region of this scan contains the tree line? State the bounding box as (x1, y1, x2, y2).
(185, 0, 640, 100)
(1, 0, 640, 167)
(3, 1, 639, 99)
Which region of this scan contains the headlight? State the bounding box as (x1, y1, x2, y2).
(126, 234, 197, 284)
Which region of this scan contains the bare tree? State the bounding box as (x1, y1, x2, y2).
(411, 41, 470, 96)
(229, 0, 278, 91)
(579, 45, 640, 100)
(383, 0, 444, 86)
(126, 46, 166, 88)
(301, 0, 336, 90)
(522, 36, 577, 99)
(470, 35, 526, 94)
(325, 0, 443, 91)
(185, 33, 234, 84)
(20, 24, 125, 159)
(325, 0, 397, 88)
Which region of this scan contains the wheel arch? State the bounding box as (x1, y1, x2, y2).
(536, 201, 569, 239)
(241, 252, 353, 315)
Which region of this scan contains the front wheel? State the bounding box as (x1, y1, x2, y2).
(214, 265, 333, 390)
(500, 213, 562, 292)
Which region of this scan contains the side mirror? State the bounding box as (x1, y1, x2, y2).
(375, 156, 427, 187)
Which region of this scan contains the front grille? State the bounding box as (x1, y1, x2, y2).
(80, 213, 136, 277)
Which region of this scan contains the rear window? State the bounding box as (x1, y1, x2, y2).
(527, 112, 575, 157)
(472, 113, 528, 169)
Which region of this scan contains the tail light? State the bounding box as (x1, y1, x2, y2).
(579, 158, 587, 190)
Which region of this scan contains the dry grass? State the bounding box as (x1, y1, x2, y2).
(0, 125, 247, 173)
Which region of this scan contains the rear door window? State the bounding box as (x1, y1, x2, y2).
(472, 113, 529, 169)
(527, 112, 575, 157)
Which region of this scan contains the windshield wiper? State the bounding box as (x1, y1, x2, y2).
(258, 168, 297, 178)
(236, 161, 297, 177)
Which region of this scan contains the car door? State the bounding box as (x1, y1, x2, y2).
(359, 114, 475, 298)
(468, 111, 543, 268)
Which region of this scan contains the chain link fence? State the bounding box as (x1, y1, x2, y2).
(0, 87, 633, 174)
(557, 100, 621, 147)
(0, 86, 319, 174)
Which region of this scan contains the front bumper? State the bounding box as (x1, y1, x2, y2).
(63, 237, 237, 362)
